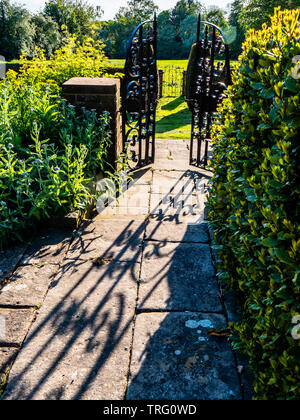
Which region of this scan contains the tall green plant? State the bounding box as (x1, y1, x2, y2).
(0, 79, 111, 246)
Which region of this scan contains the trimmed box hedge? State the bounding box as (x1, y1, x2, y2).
(207, 7, 300, 400)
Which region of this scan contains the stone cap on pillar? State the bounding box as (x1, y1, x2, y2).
(62, 78, 120, 95)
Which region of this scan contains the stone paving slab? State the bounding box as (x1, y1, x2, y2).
(130, 168, 153, 186)
(21, 228, 74, 265)
(153, 159, 194, 171)
(151, 171, 195, 195)
(222, 289, 243, 325)
(68, 216, 147, 263)
(47, 212, 79, 229)
(149, 212, 206, 226)
(145, 219, 209, 243)
(99, 205, 149, 216)
(152, 141, 196, 171)
(117, 184, 150, 206)
(173, 192, 206, 215)
(155, 141, 190, 158)
(150, 192, 203, 219)
(0, 264, 58, 307)
(0, 243, 29, 284)
(153, 141, 195, 170)
(138, 242, 221, 312)
(0, 348, 18, 385)
(2, 260, 139, 400)
(127, 312, 241, 400)
(96, 184, 150, 217)
(0, 309, 35, 346)
(194, 175, 210, 192)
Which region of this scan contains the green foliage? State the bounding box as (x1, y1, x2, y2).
(0, 35, 116, 246)
(115, 0, 158, 23)
(207, 8, 300, 399)
(179, 14, 199, 57)
(157, 10, 182, 59)
(228, 0, 245, 59)
(0, 0, 101, 60)
(170, 0, 202, 28)
(43, 0, 102, 43)
(30, 13, 61, 58)
(206, 9, 228, 28)
(98, 0, 158, 58)
(0, 79, 111, 246)
(240, 0, 300, 31)
(8, 33, 109, 94)
(0, 0, 36, 60)
(100, 0, 228, 60)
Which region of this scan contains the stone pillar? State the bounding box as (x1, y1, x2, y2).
(158, 70, 163, 98)
(62, 78, 122, 169)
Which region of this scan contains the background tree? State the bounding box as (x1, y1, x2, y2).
(157, 10, 181, 59)
(98, 0, 158, 58)
(170, 0, 203, 31)
(228, 0, 245, 59)
(43, 0, 102, 42)
(239, 0, 300, 31)
(0, 0, 35, 59)
(31, 14, 61, 57)
(158, 0, 204, 59)
(206, 8, 228, 28)
(178, 13, 199, 57)
(115, 0, 158, 23)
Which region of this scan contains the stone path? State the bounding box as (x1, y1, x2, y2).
(0, 139, 252, 400)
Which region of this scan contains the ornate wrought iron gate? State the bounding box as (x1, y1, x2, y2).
(122, 15, 158, 170)
(187, 15, 231, 168)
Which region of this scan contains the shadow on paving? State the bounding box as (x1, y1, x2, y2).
(2, 167, 251, 400)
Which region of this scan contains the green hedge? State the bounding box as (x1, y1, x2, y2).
(207, 7, 300, 400)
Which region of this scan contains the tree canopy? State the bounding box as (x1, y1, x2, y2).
(44, 0, 102, 42)
(1, 0, 300, 61)
(228, 0, 245, 58)
(239, 0, 300, 31)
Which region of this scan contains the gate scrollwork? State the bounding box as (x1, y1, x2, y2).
(186, 15, 232, 168)
(122, 15, 158, 170)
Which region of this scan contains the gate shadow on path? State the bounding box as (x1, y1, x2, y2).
(2, 168, 244, 400)
(125, 171, 243, 400)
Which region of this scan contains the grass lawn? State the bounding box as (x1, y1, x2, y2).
(156, 96, 191, 140)
(107, 59, 237, 69)
(107, 59, 188, 68)
(108, 59, 192, 139)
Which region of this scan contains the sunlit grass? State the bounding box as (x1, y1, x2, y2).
(107, 59, 188, 68)
(106, 59, 238, 68)
(156, 96, 191, 140)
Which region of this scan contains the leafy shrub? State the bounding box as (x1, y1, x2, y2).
(0, 78, 111, 246)
(6, 33, 110, 95)
(207, 8, 300, 400)
(0, 31, 128, 247)
(0, 79, 110, 167)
